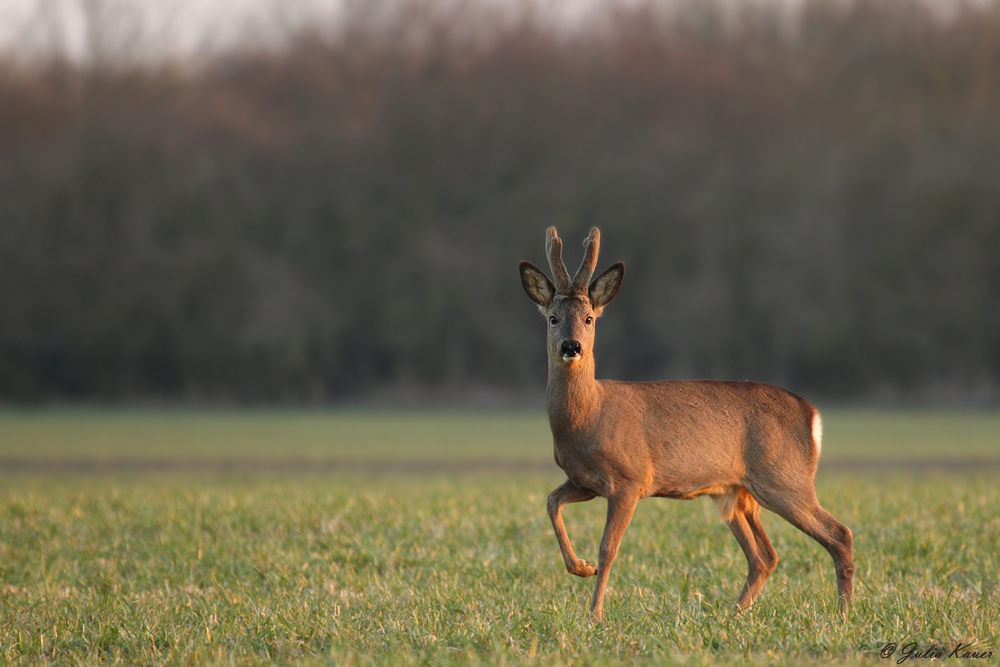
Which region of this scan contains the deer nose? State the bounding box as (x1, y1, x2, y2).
(560, 340, 582, 358)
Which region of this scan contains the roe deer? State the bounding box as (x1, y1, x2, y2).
(519, 227, 854, 621)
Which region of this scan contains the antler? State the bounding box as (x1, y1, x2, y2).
(546, 227, 572, 292)
(571, 227, 600, 292)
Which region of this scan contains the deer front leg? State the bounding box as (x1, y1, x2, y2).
(590, 488, 641, 622)
(547, 480, 598, 577)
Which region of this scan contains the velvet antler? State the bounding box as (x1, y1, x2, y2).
(546, 227, 572, 292)
(571, 227, 600, 292)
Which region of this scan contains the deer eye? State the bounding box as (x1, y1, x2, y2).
(549, 316, 558, 325)
(585, 316, 594, 325)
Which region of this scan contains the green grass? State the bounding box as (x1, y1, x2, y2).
(1, 410, 998, 665)
(1, 408, 999, 463)
(1, 473, 998, 665)
(0, 410, 550, 464)
(817, 409, 1000, 460)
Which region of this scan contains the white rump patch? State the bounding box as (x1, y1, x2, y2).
(812, 412, 823, 456)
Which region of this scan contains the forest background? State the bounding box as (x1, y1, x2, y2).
(2, 0, 999, 406)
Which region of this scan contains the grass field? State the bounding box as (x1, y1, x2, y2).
(1, 410, 999, 665)
(2, 408, 1000, 465)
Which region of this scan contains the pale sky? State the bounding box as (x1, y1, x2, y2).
(0, 0, 344, 62)
(1, 0, 965, 65)
(0, 0, 623, 63)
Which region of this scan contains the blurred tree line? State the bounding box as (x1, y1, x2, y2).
(1, 0, 1000, 405)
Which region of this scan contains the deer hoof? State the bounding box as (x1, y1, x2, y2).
(570, 561, 597, 577)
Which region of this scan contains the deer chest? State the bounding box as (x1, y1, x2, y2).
(553, 441, 615, 497)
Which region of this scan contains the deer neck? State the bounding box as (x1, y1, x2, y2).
(546, 355, 602, 434)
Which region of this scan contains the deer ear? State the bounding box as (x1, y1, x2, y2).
(589, 262, 624, 312)
(520, 261, 555, 309)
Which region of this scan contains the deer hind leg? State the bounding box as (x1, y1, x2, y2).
(754, 484, 854, 611)
(723, 488, 778, 610)
(547, 480, 598, 578)
(589, 487, 642, 622)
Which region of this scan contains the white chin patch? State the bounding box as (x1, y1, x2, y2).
(561, 354, 581, 363)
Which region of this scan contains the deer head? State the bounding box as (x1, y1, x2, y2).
(519, 227, 625, 366)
